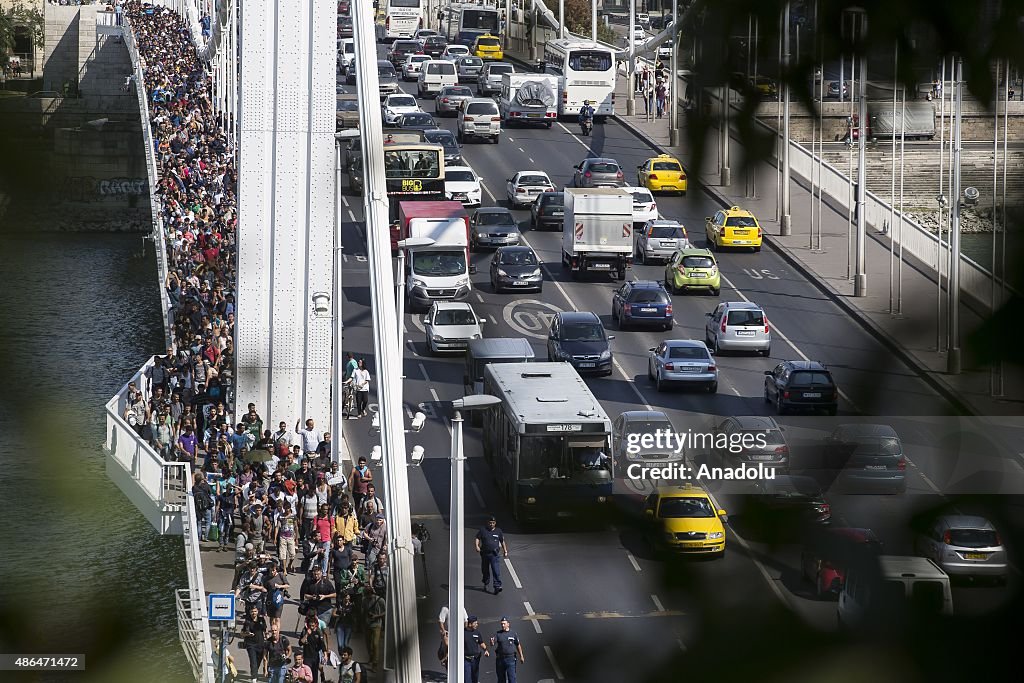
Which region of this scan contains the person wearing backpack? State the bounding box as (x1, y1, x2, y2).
(193, 472, 215, 541)
(240, 604, 268, 680)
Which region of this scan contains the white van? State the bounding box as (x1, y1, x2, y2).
(417, 60, 459, 98)
(838, 555, 954, 629)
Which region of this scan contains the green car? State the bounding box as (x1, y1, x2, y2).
(664, 248, 720, 295)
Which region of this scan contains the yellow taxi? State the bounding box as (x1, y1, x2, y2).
(643, 484, 727, 556)
(636, 154, 687, 194)
(705, 206, 763, 252)
(471, 34, 503, 60)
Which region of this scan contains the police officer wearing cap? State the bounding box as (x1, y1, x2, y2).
(463, 615, 489, 683)
(475, 515, 508, 594)
(491, 616, 525, 683)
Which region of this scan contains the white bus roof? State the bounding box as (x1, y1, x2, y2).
(878, 555, 948, 579)
(485, 362, 610, 427)
(544, 38, 612, 54)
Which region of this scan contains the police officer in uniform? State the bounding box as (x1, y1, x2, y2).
(490, 617, 525, 683)
(474, 515, 509, 594)
(463, 615, 489, 683)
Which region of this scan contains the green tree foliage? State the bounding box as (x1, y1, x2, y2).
(0, 1, 44, 69)
(564, 0, 619, 44)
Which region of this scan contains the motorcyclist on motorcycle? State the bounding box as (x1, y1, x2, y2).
(579, 100, 595, 135)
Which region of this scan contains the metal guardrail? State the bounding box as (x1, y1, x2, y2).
(180, 473, 216, 683)
(123, 17, 174, 350)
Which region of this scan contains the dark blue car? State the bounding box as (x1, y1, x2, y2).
(611, 280, 673, 330)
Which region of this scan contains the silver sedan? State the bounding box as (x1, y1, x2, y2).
(647, 339, 718, 393)
(914, 515, 1008, 582)
(436, 85, 474, 116)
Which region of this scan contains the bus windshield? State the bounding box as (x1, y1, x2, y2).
(411, 250, 467, 277)
(568, 50, 613, 72)
(389, 0, 420, 7)
(384, 148, 442, 178)
(519, 436, 611, 479)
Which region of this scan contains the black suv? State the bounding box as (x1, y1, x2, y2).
(547, 311, 615, 376)
(611, 280, 673, 330)
(764, 360, 838, 415)
(710, 415, 790, 472)
(387, 40, 421, 67)
(422, 36, 448, 59)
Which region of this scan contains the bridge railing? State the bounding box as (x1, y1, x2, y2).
(123, 16, 174, 350)
(178, 473, 216, 683)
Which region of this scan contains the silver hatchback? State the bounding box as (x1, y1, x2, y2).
(648, 339, 718, 392)
(914, 515, 1008, 582)
(435, 85, 474, 116)
(705, 301, 771, 355)
(573, 157, 625, 188)
(636, 219, 690, 264)
(455, 55, 484, 82)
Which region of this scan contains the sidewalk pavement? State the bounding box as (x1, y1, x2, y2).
(611, 77, 1024, 416)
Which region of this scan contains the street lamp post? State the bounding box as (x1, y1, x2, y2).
(668, 0, 679, 146)
(448, 394, 502, 683)
(780, 1, 792, 235)
(947, 57, 967, 375)
(853, 10, 868, 297)
(396, 237, 435, 351)
(627, 0, 636, 115)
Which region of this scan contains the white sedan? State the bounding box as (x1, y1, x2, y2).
(442, 44, 470, 60)
(624, 185, 659, 226)
(445, 165, 482, 207)
(401, 54, 431, 81)
(506, 170, 555, 208)
(381, 94, 421, 125)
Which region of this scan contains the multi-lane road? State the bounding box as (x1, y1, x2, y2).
(337, 49, 1021, 681)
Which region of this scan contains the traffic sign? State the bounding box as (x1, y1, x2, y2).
(208, 593, 235, 622)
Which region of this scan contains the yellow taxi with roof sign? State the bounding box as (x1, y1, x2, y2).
(636, 154, 688, 195)
(471, 34, 503, 61)
(643, 484, 727, 556)
(705, 206, 762, 252)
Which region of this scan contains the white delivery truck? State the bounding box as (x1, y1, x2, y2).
(498, 74, 559, 128)
(398, 201, 475, 311)
(561, 188, 634, 280)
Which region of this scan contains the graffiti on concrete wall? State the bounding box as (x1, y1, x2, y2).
(61, 176, 148, 202)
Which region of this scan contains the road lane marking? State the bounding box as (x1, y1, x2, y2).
(650, 594, 666, 612)
(1012, 459, 1024, 473)
(544, 646, 565, 680)
(523, 601, 543, 634)
(677, 638, 687, 652)
(528, 157, 535, 163)
(470, 481, 486, 508)
(626, 552, 642, 572)
(719, 272, 858, 411)
(518, 146, 525, 152)
(555, 121, 593, 153)
(480, 180, 496, 202)
(419, 362, 432, 384)
(504, 558, 523, 589)
(342, 195, 349, 208)
(476, 292, 484, 302)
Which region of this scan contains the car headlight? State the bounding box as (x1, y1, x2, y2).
(531, 268, 542, 277)
(596, 496, 607, 503)
(471, 333, 482, 339)
(455, 276, 470, 287)
(525, 497, 537, 504)
(707, 531, 724, 539)
(409, 278, 425, 289)
(432, 335, 444, 342)
(599, 349, 612, 360)
(496, 268, 508, 277)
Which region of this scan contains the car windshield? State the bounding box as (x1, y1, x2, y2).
(652, 161, 682, 171)
(444, 87, 473, 97)
(489, 64, 513, 74)
(394, 41, 418, 51)
(725, 216, 758, 227)
(629, 190, 653, 203)
(628, 289, 668, 304)
(650, 225, 684, 238)
(847, 437, 901, 455)
(588, 162, 619, 173)
(478, 38, 500, 47)
(789, 371, 833, 387)
(726, 310, 764, 326)
(379, 66, 397, 78)
(410, 55, 429, 63)
(519, 175, 550, 186)
(568, 49, 613, 71)
(446, 170, 476, 182)
(499, 250, 537, 265)
(467, 102, 497, 115)
(461, 57, 483, 66)
(682, 255, 714, 268)
(424, 131, 456, 147)
(429, 63, 457, 74)
(541, 194, 564, 207)
(948, 528, 999, 548)
(402, 114, 433, 125)
(388, 96, 416, 108)
(768, 480, 820, 498)
(411, 250, 467, 276)
(667, 346, 707, 360)
(476, 211, 515, 226)
(742, 429, 785, 448)
(434, 309, 477, 326)
(562, 323, 604, 341)
(658, 497, 714, 518)
(337, 100, 358, 111)
(623, 420, 672, 439)
(425, 37, 446, 46)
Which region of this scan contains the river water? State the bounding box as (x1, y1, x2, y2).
(0, 233, 190, 682)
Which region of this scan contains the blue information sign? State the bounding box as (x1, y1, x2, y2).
(208, 593, 235, 622)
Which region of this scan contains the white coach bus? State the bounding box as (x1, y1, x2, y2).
(376, 0, 423, 41)
(541, 39, 617, 119)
